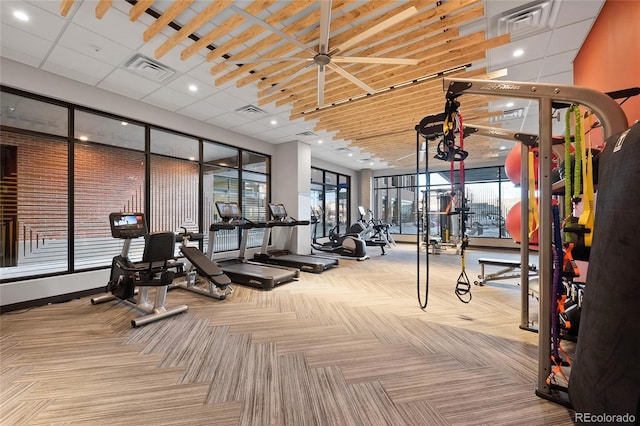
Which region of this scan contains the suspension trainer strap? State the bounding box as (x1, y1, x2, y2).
(527, 149, 539, 240)
(578, 112, 595, 246)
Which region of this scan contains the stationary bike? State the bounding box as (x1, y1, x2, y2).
(91, 212, 188, 327)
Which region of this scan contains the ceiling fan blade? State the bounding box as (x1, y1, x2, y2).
(226, 57, 311, 65)
(230, 5, 317, 56)
(332, 56, 419, 65)
(318, 0, 332, 55)
(327, 63, 375, 94)
(318, 65, 326, 106)
(266, 62, 316, 95)
(331, 6, 418, 55)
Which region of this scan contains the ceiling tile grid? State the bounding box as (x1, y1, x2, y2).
(0, 0, 605, 170)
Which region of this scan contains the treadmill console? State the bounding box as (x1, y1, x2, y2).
(215, 201, 243, 221)
(268, 203, 288, 221)
(109, 212, 147, 239)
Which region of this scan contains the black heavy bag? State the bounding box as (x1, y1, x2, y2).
(569, 121, 640, 418)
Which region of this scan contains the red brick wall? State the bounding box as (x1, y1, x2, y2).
(150, 156, 199, 233)
(1, 130, 68, 241)
(74, 143, 146, 238)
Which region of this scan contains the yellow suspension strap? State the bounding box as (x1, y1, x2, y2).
(527, 149, 539, 243)
(578, 112, 595, 247)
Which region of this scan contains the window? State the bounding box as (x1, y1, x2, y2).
(1, 131, 68, 278)
(310, 167, 350, 238)
(375, 166, 515, 239)
(1, 87, 272, 285)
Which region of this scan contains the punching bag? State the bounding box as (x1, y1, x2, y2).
(569, 121, 640, 419)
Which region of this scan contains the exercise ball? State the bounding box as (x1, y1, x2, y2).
(505, 145, 562, 186)
(505, 201, 539, 246)
(505, 145, 539, 186)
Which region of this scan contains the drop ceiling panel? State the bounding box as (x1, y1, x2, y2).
(42, 45, 114, 86)
(73, 1, 146, 50)
(547, 19, 595, 56)
(141, 86, 199, 111)
(0, 24, 52, 67)
(97, 68, 163, 100)
(206, 111, 254, 128)
(165, 74, 220, 99)
(1, 1, 67, 42)
(176, 99, 227, 121)
(58, 23, 133, 66)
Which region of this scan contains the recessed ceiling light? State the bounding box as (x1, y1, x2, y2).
(500, 146, 506, 151)
(369, 162, 374, 166)
(505, 102, 514, 108)
(188, 84, 198, 92)
(270, 119, 277, 125)
(513, 49, 524, 58)
(121, 121, 128, 126)
(318, 140, 323, 144)
(13, 10, 29, 22)
(79, 135, 89, 141)
(348, 153, 353, 157)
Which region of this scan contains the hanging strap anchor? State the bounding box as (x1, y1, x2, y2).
(455, 235, 472, 303)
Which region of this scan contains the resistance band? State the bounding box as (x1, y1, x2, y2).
(578, 112, 595, 247)
(527, 149, 539, 241)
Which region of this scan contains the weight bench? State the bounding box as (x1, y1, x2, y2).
(172, 245, 233, 300)
(474, 258, 537, 286)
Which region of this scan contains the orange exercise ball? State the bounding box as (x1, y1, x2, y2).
(505, 201, 539, 247)
(505, 144, 539, 186)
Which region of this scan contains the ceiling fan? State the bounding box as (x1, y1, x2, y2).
(228, 2, 420, 106)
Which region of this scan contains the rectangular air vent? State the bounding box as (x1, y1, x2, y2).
(124, 54, 175, 82)
(235, 105, 267, 115)
(496, 0, 560, 40)
(334, 147, 352, 153)
(489, 107, 525, 123)
(296, 131, 319, 139)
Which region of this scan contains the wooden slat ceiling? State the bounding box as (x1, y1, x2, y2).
(60, 0, 511, 169)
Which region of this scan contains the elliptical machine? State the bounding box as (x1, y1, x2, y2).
(348, 206, 393, 255)
(310, 205, 369, 260)
(91, 213, 188, 327)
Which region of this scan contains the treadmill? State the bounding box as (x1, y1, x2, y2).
(207, 201, 299, 290)
(253, 203, 338, 273)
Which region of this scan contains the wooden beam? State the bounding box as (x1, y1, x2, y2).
(155, 1, 233, 59)
(95, 0, 113, 19)
(60, 0, 74, 17)
(143, 0, 194, 42)
(130, 0, 155, 22)
(207, 0, 314, 63)
(181, 0, 275, 61)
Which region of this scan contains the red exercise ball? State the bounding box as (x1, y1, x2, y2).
(505, 201, 539, 247)
(505, 144, 539, 186)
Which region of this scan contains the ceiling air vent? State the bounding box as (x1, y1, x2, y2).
(489, 107, 526, 123)
(235, 105, 267, 115)
(334, 147, 352, 153)
(496, 0, 560, 40)
(124, 54, 175, 82)
(296, 131, 319, 139)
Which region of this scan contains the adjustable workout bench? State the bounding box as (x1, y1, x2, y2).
(174, 245, 233, 300)
(474, 258, 537, 286)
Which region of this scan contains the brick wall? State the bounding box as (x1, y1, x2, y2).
(74, 143, 145, 238)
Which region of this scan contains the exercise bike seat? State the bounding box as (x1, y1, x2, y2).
(180, 246, 232, 289)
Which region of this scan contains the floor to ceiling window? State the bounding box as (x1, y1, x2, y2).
(0, 87, 271, 284)
(310, 167, 350, 238)
(375, 166, 517, 240)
